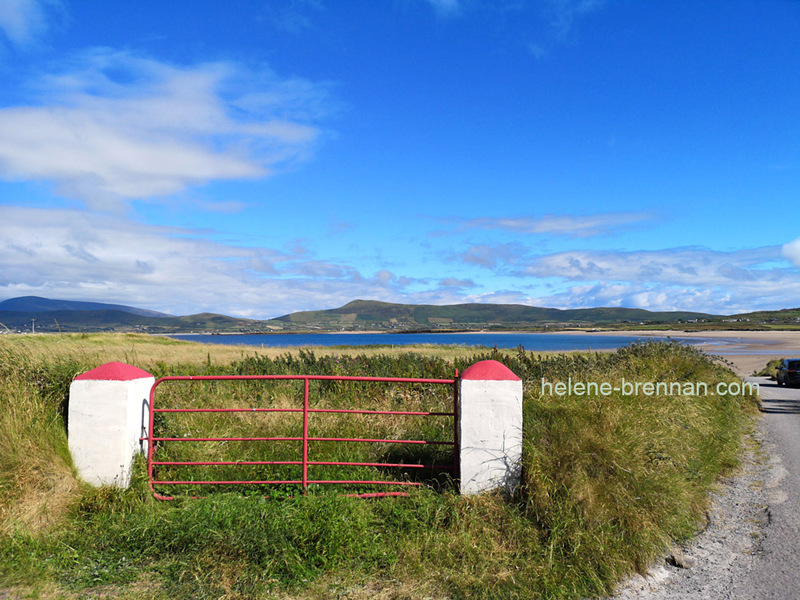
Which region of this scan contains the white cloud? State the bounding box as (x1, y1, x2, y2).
(447, 239, 800, 313)
(782, 237, 800, 267)
(0, 206, 420, 318)
(4, 206, 797, 316)
(462, 211, 652, 238)
(0, 0, 55, 48)
(521, 247, 785, 287)
(517, 246, 800, 313)
(527, 283, 727, 313)
(0, 49, 331, 208)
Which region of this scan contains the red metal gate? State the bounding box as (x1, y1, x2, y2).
(146, 373, 459, 500)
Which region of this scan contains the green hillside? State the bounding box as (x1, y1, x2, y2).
(0, 309, 267, 334)
(5, 295, 799, 334)
(273, 299, 715, 331)
(727, 307, 800, 324)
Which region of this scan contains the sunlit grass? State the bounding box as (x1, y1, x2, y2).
(0, 332, 487, 370)
(0, 334, 758, 599)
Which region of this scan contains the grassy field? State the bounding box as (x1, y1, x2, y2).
(0, 334, 759, 599)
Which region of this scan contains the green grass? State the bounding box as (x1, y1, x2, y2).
(753, 358, 782, 378)
(0, 336, 758, 599)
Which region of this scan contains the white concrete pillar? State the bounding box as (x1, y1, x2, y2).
(459, 360, 523, 495)
(68, 362, 154, 488)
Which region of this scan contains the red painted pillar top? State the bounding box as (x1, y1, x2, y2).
(74, 361, 153, 381)
(461, 359, 520, 381)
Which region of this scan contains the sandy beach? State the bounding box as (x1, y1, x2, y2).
(580, 330, 800, 377)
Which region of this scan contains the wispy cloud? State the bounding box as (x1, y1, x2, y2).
(518, 246, 799, 313)
(527, 0, 606, 58)
(445, 239, 800, 313)
(0, 206, 418, 317)
(439, 277, 475, 288)
(5, 204, 796, 316)
(263, 0, 324, 34)
(454, 243, 526, 269)
(196, 200, 249, 214)
(425, 0, 462, 18)
(0, 49, 333, 209)
(520, 247, 786, 286)
(0, 0, 58, 49)
(544, 0, 605, 40)
(461, 211, 653, 238)
(527, 283, 726, 313)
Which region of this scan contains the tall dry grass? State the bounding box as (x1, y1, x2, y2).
(0, 347, 82, 534)
(0, 332, 483, 369)
(0, 334, 759, 599)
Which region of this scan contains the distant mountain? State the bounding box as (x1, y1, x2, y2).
(273, 299, 717, 330)
(0, 296, 172, 318)
(3, 296, 795, 335)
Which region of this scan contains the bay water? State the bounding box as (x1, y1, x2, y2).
(172, 331, 706, 352)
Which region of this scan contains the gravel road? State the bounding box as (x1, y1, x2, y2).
(609, 377, 800, 599)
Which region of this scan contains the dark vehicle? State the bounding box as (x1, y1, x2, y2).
(776, 359, 800, 387)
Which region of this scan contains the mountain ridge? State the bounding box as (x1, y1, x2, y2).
(0, 296, 172, 318)
(1, 296, 796, 334)
(274, 299, 716, 329)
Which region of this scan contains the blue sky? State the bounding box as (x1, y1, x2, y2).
(0, 0, 798, 318)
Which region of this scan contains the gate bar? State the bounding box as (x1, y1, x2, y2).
(147, 372, 459, 499)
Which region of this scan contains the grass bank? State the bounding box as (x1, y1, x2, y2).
(0, 334, 758, 599)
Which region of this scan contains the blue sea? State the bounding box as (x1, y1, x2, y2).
(171, 331, 709, 352)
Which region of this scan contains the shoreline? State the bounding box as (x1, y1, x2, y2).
(167, 329, 799, 377)
(565, 330, 799, 376)
(618, 330, 798, 376)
